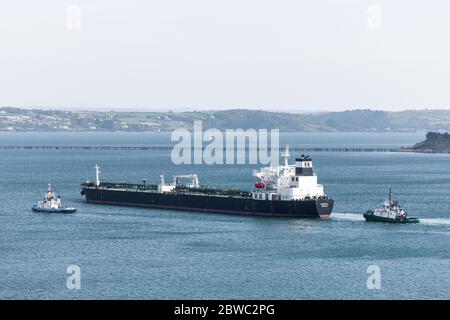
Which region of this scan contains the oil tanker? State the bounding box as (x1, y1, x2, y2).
(80, 147, 334, 218)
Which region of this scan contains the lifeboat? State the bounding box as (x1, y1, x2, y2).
(255, 181, 266, 188)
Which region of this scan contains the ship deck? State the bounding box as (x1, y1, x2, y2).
(81, 182, 253, 199)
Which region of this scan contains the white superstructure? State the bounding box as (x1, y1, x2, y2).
(252, 146, 325, 201)
(369, 190, 407, 220)
(371, 200, 407, 219)
(36, 183, 64, 209)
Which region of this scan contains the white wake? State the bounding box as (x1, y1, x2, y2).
(419, 218, 450, 226)
(331, 212, 365, 222)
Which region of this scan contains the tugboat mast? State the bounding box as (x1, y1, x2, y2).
(389, 187, 392, 207)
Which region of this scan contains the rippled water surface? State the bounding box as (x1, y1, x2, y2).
(0, 132, 449, 299)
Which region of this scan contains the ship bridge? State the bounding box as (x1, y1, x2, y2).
(252, 146, 325, 201)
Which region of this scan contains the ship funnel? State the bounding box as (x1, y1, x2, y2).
(295, 155, 313, 176)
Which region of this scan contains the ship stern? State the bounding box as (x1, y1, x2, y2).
(316, 198, 334, 218)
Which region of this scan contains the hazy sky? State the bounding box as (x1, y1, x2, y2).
(1, 0, 450, 111)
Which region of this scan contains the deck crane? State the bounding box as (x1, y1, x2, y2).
(172, 174, 200, 188)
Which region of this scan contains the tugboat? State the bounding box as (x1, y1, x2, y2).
(32, 184, 77, 213)
(363, 189, 419, 224)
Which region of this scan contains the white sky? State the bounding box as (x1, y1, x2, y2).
(1, 0, 450, 111)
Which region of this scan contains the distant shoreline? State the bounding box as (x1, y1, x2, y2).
(2, 107, 450, 132)
(0, 130, 428, 132)
(0, 129, 429, 133)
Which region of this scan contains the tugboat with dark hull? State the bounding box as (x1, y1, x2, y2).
(81, 147, 334, 218)
(363, 189, 419, 224)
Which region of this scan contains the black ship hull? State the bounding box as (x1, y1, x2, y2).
(81, 187, 334, 218)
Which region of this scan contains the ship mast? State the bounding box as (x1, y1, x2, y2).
(388, 187, 392, 209)
(95, 164, 101, 186)
(281, 145, 290, 167)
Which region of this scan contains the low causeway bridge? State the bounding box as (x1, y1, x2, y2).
(0, 145, 405, 152)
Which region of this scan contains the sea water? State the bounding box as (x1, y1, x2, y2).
(0, 132, 449, 299)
